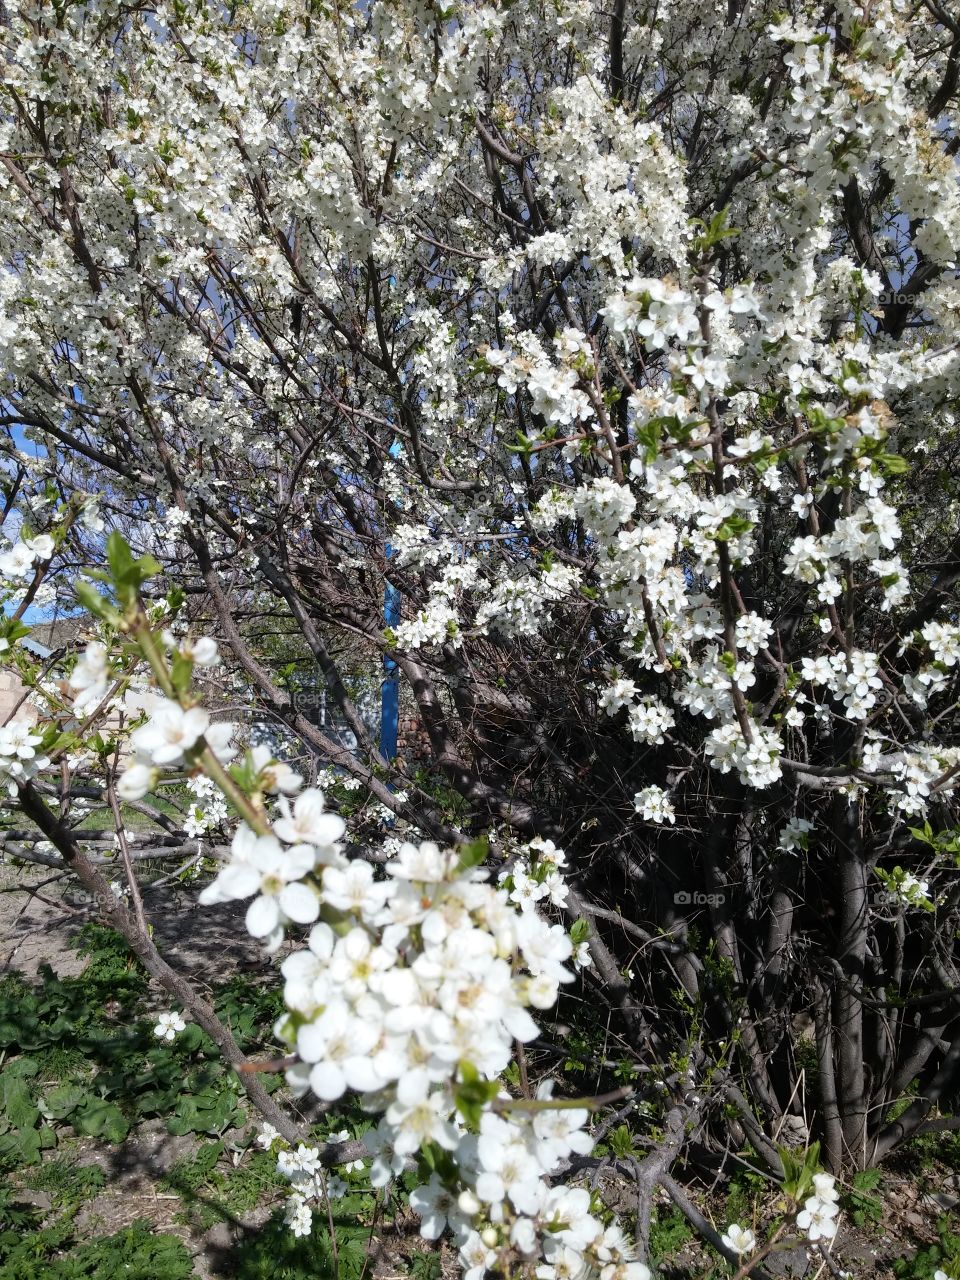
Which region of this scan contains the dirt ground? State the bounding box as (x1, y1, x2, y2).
(0, 859, 954, 1279)
(0, 860, 272, 1276)
(0, 858, 456, 1279)
(0, 858, 264, 983)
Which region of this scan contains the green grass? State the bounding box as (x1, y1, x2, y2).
(648, 1206, 693, 1265)
(163, 1142, 287, 1231)
(0, 921, 380, 1280)
(71, 791, 187, 833)
(0, 1204, 198, 1280)
(1, 1146, 190, 1280)
(893, 1216, 960, 1280)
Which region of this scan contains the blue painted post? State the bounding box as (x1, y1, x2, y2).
(381, 430, 404, 761)
(381, 544, 400, 760)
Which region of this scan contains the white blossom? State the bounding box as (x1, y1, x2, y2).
(153, 1011, 187, 1041)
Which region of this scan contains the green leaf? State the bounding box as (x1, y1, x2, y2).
(107, 530, 135, 583)
(105, 532, 162, 604)
(570, 917, 590, 944)
(4, 1056, 39, 1077)
(506, 431, 533, 457)
(170, 652, 194, 695)
(607, 1123, 637, 1158)
(0, 1125, 41, 1164)
(39, 727, 78, 755)
(73, 1098, 130, 1143)
(455, 836, 489, 874)
(690, 205, 740, 252)
(714, 514, 754, 542)
(0, 618, 33, 649)
(879, 451, 909, 475)
(0, 1069, 39, 1131)
(74, 579, 122, 624)
(455, 1061, 499, 1129)
(177, 1023, 203, 1053)
(40, 1083, 87, 1120)
(167, 1086, 242, 1135)
(636, 419, 662, 462)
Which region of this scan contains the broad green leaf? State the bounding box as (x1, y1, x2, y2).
(40, 1083, 87, 1120)
(74, 1098, 130, 1144)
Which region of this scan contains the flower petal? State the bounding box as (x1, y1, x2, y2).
(279, 880, 321, 924)
(309, 1061, 346, 1100)
(217, 863, 261, 900)
(246, 894, 281, 938)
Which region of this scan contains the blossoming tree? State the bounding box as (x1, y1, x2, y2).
(1, 0, 960, 1269)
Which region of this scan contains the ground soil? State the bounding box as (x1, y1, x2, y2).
(0, 859, 458, 1279)
(0, 859, 954, 1278)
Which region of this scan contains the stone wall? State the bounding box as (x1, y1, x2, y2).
(0, 665, 38, 726)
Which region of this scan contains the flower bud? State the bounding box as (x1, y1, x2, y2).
(116, 762, 156, 801)
(184, 636, 220, 667)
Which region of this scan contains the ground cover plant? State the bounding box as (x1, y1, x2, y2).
(1, 0, 960, 1273)
(0, 920, 396, 1278)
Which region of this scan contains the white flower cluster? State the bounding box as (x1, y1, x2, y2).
(783, 498, 902, 601)
(0, 717, 49, 795)
(498, 837, 569, 913)
(722, 1169, 841, 1258)
(198, 790, 346, 949)
(494, 839, 592, 970)
(704, 721, 784, 789)
(0, 533, 54, 581)
(574, 478, 636, 536)
(276, 836, 572, 1096)
(779, 817, 814, 854)
(800, 651, 884, 721)
(860, 743, 958, 818)
(276, 1142, 348, 1238)
(602, 277, 701, 347)
(119, 689, 234, 802)
(184, 775, 229, 838)
(453, 1108, 652, 1280)
(485, 330, 595, 430)
(893, 871, 932, 909)
(598, 681, 676, 745)
(190, 753, 631, 1279)
(164, 506, 192, 535)
(796, 1171, 840, 1242)
(395, 598, 463, 650)
(677, 652, 756, 722)
(392, 524, 451, 569)
(68, 642, 111, 716)
(473, 565, 581, 643)
(922, 620, 960, 668)
(273, 837, 625, 1276)
(626, 698, 675, 746)
(632, 785, 675, 825)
